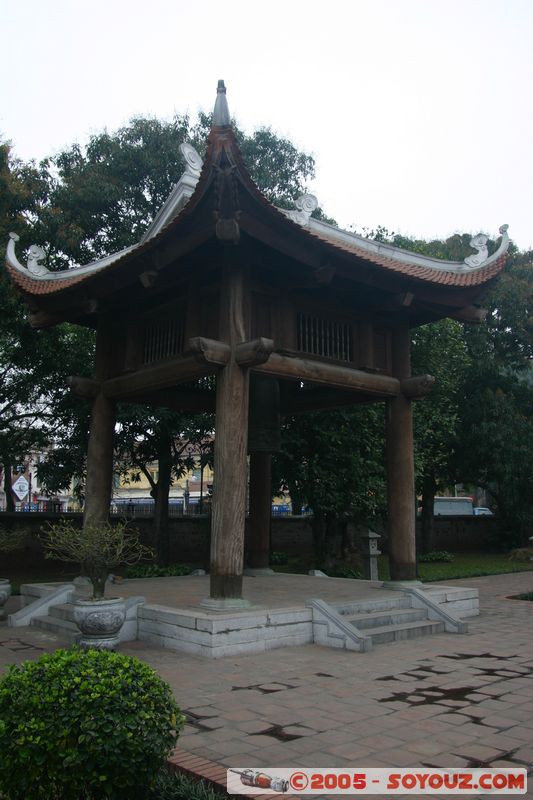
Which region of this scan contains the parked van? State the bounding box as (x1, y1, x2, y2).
(433, 496, 473, 516)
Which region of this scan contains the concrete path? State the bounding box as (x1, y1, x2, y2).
(2, 571, 533, 798)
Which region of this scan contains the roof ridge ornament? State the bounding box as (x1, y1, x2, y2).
(8, 233, 49, 276)
(283, 194, 318, 227)
(213, 79, 231, 126)
(463, 224, 509, 270)
(179, 142, 203, 179)
(140, 143, 203, 243)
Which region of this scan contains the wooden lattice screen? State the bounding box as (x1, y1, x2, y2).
(297, 313, 353, 362)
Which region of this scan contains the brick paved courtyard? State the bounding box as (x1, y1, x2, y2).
(2, 571, 533, 798)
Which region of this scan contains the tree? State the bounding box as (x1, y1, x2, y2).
(411, 319, 471, 551)
(115, 407, 213, 564)
(454, 247, 533, 546)
(0, 144, 93, 510)
(274, 404, 386, 567)
(4, 114, 320, 559)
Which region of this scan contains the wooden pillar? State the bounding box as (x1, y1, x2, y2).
(248, 452, 272, 570)
(83, 322, 116, 528)
(386, 319, 417, 581)
(246, 375, 280, 572)
(208, 261, 249, 601)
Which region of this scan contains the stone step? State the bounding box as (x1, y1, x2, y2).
(31, 613, 80, 643)
(48, 602, 76, 622)
(363, 619, 445, 645)
(346, 607, 428, 630)
(335, 596, 413, 616)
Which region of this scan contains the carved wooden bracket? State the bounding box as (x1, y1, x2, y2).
(235, 338, 274, 367)
(187, 337, 231, 365)
(67, 376, 101, 399)
(139, 270, 158, 288)
(401, 374, 435, 399)
(314, 262, 336, 285)
(450, 306, 488, 324)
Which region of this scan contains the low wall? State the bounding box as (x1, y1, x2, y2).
(0, 511, 498, 571)
(415, 516, 499, 552)
(0, 512, 314, 570)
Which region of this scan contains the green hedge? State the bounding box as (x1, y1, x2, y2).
(0, 648, 184, 800)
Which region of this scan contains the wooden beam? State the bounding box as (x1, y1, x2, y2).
(401, 374, 435, 399)
(235, 337, 274, 367)
(280, 386, 377, 414)
(449, 306, 488, 324)
(102, 357, 216, 399)
(186, 337, 231, 365)
(122, 388, 215, 413)
(253, 352, 400, 397)
(67, 376, 101, 399)
(101, 338, 230, 399)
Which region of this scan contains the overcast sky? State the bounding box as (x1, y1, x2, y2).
(2, 0, 532, 250)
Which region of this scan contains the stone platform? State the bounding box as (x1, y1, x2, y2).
(11, 574, 478, 659)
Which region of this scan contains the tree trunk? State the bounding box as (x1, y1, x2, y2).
(288, 482, 304, 515)
(421, 472, 437, 553)
(312, 513, 328, 567)
(153, 432, 172, 566)
(312, 514, 343, 569)
(3, 461, 14, 513)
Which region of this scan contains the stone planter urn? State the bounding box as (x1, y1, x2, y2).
(73, 597, 126, 650)
(0, 579, 11, 621)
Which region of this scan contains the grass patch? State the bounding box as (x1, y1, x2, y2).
(380, 552, 533, 582)
(151, 769, 226, 798)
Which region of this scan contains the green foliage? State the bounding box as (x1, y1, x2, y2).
(508, 548, 533, 562)
(0, 648, 184, 800)
(0, 143, 94, 509)
(0, 527, 31, 552)
(42, 521, 153, 599)
(273, 403, 386, 564)
(150, 770, 224, 800)
(453, 248, 533, 546)
(275, 404, 386, 521)
(269, 551, 289, 565)
(325, 565, 363, 579)
(417, 550, 454, 563)
(125, 563, 193, 578)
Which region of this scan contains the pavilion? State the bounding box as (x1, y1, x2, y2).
(6, 81, 509, 609)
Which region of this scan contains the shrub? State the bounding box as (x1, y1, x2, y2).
(418, 550, 454, 563)
(41, 520, 153, 599)
(508, 547, 533, 562)
(327, 566, 363, 579)
(269, 551, 289, 565)
(0, 648, 184, 800)
(125, 563, 193, 578)
(0, 526, 32, 552)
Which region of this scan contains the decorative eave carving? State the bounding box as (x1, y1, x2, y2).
(141, 143, 203, 244)
(281, 194, 318, 227)
(305, 219, 511, 275)
(4, 82, 511, 303)
(6, 232, 135, 283)
(7, 233, 49, 276)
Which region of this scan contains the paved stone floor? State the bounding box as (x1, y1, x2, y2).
(2, 571, 533, 798)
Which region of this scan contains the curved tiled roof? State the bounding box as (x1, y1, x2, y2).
(5, 82, 509, 299)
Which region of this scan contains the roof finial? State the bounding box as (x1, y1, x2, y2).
(213, 79, 231, 126)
